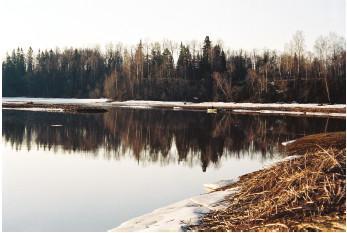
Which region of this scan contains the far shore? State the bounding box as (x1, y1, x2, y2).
(2, 102, 108, 113)
(2, 99, 346, 118)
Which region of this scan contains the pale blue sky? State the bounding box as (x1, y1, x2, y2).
(0, 0, 345, 55)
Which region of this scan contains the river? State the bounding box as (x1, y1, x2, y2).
(2, 100, 345, 231)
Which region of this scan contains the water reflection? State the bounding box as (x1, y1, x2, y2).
(2, 109, 345, 171)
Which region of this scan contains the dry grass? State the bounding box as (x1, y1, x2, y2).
(190, 132, 346, 232)
(284, 132, 346, 155)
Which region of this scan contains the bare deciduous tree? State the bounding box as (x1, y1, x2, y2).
(291, 30, 305, 77)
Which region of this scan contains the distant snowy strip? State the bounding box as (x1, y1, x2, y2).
(2, 97, 110, 104)
(2, 107, 64, 112)
(110, 100, 346, 109)
(233, 109, 345, 117)
(118, 105, 152, 109)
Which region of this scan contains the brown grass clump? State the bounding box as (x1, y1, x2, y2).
(284, 132, 346, 155)
(190, 132, 346, 232)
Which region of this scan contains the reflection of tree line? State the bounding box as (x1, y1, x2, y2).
(2, 110, 106, 152)
(2, 109, 345, 170)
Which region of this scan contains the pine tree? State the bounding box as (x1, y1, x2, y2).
(201, 36, 212, 79)
(27, 47, 34, 73)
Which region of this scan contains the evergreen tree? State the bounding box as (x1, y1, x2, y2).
(201, 36, 212, 79)
(26, 47, 34, 73)
(212, 45, 227, 73)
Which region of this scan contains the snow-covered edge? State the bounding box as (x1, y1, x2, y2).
(2, 107, 64, 112)
(281, 140, 296, 146)
(118, 105, 152, 109)
(109, 188, 237, 232)
(110, 101, 345, 116)
(232, 109, 346, 117)
(110, 100, 345, 109)
(2, 97, 110, 104)
(3, 99, 345, 117)
(109, 153, 301, 232)
(203, 179, 239, 191)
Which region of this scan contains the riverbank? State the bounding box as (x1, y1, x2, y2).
(111, 101, 346, 117)
(110, 132, 346, 232)
(190, 132, 346, 232)
(2, 102, 108, 113)
(2, 99, 346, 118)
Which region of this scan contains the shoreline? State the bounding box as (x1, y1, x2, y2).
(109, 186, 239, 232)
(2, 99, 346, 118)
(192, 132, 346, 232)
(110, 132, 346, 232)
(2, 102, 108, 113)
(108, 156, 296, 232)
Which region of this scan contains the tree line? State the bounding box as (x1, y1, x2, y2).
(2, 31, 346, 103)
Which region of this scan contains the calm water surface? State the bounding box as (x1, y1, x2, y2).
(2, 107, 345, 231)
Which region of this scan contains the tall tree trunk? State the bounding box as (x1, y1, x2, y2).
(324, 75, 331, 103)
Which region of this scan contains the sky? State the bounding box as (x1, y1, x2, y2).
(0, 0, 345, 56)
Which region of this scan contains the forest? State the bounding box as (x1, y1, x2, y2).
(2, 31, 346, 103)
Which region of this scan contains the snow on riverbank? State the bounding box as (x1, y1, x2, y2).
(109, 101, 346, 117)
(233, 109, 346, 118)
(203, 179, 238, 191)
(304, 112, 346, 117)
(2, 98, 345, 117)
(281, 140, 296, 146)
(2, 98, 345, 111)
(109, 149, 306, 232)
(110, 100, 346, 110)
(2, 107, 64, 112)
(110, 188, 237, 232)
(2, 97, 110, 105)
(110, 150, 300, 232)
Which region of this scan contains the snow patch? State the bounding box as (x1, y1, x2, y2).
(305, 112, 346, 117)
(2, 107, 64, 112)
(3, 99, 345, 117)
(204, 179, 238, 191)
(110, 101, 345, 114)
(2, 97, 110, 104)
(233, 109, 345, 117)
(109, 189, 236, 232)
(281, 140, 296, 146)
(118, 105, 152, 109)
(232, 109, 257, 113)
(258, 110, 304, 115)
(109, 154, 301, 232)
